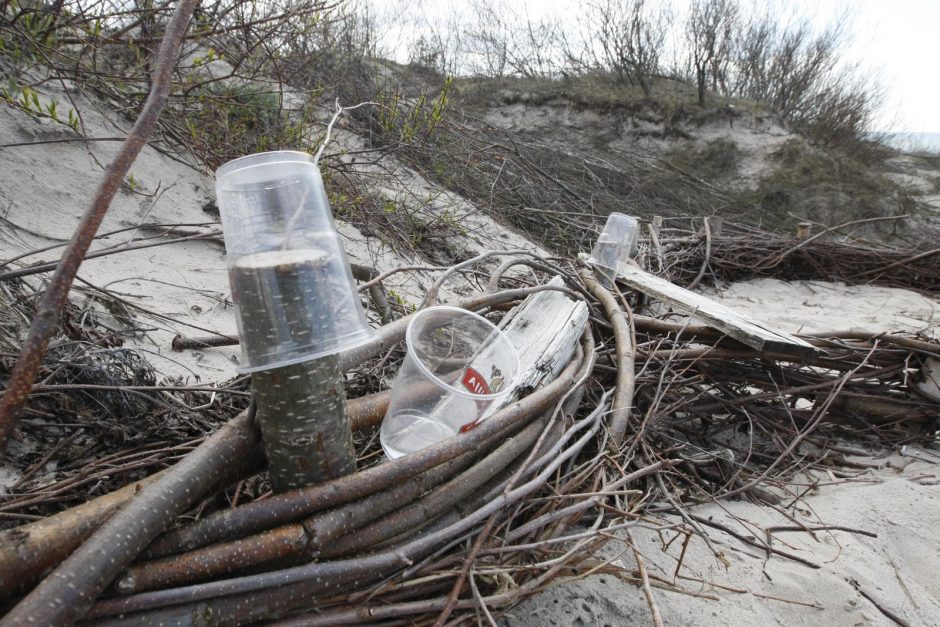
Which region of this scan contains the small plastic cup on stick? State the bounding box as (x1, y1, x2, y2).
(216, 150, 373, 373)
(589, 213, 639, 287)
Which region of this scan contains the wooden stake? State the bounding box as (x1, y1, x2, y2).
(797, 222, 812, 239)
(252, 356, 355, 492)
(231, 248, 357, 492)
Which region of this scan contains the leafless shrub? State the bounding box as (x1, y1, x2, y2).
(685, 0, 738, 105)
(586, 0, 671, 95)
(728, 6, 884, 152)
(460, 0, 565, 79)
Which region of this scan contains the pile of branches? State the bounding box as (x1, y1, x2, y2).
(1, 249, 937, 625)
(651, 219, 940, 293)
(0, 276, 252, 523)
(0, 6, 936, 622)
(355, 88, 937, 260)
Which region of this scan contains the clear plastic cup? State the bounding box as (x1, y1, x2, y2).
(215, 151, 373, 373)
(380, 306, 520, 459)
(589, 213, 639, 283)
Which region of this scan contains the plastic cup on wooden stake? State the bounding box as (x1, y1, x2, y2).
(216, 151, 371, 491)
(380, 306, 520, 459)
(216, 150, 373, 373)
(589, 213, 639, 287)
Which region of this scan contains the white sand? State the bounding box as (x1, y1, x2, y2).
(701, 278, 940, 340)
(505, 450, 940, 626)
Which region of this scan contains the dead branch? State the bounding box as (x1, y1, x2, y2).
(581, 269, 636, 447)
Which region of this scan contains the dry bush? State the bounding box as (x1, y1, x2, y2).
(728, 5, 885, 154)
(685, 0, 737, 106)
(750, 137, 917, 230)
(586, 0, 671, 95)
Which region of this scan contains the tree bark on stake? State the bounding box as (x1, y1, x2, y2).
(229, 248, 356, 491)
(0, 0, 198, 452)
(251, 356, 354, 492)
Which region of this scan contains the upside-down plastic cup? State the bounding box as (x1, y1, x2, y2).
(589, 213, 639, 285)
(380, 306, 521, 459)
(215, 151, 373, 373)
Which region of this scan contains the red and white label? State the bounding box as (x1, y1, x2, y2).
(459, 367, 490, 432)
(461, 367, 490, 395)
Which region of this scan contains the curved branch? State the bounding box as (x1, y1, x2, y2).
(581, 269, 636, 446)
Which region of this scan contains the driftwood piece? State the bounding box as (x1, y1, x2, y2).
(616, 262, 819, 359)
(495, 276, 588, 399)
(0, 473, 163, 601)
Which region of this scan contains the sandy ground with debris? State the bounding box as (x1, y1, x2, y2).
(503, 283, 940, 627)
(505, 449, 940, 627)
(1, 83, 938, 625)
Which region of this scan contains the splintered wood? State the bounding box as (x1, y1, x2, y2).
(497, 277, 589, 397)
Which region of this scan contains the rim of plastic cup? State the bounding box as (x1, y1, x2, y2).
(235, 326, 374, 374)
(605, 212, 638, 225)
(587, 258, 618, 272)
(216, 150, 314, 185)
(405, 305, 520, 401)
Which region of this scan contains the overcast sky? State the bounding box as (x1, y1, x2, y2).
(839, 0, 940, 133)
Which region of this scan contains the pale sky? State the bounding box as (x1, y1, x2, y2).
(375, 0, 940, 133)
(840, 0, 940, 132)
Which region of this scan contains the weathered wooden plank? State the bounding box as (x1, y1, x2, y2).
(614, 263, 819, 359)
(496, 276, 590, 400)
